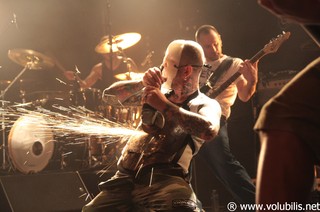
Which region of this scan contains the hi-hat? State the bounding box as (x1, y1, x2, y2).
(115, 71, 144, 81)
(8, 49, 55, 70)
(95, 33, 141, 54)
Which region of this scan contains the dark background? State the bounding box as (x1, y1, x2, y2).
(1, 0, 319, 209)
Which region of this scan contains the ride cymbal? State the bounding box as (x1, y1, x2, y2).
(95, 33, 141, 54)
(8, 49, 55, 70)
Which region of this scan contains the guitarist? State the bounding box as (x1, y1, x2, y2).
(195, 25, 259, 204)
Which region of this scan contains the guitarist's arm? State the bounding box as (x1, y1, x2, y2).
(236, 59, 259, 102)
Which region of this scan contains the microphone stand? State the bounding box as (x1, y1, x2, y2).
(1, 63, 31, 170)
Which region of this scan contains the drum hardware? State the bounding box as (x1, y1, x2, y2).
(115, 46, 141, 81)
(19, 89, 26, 103)
(0, 49, 58, 172)
(102, 104, 142, 128)
(67, 65, 84, 107)
(56, 139, 88, 171)
(141, 51, 154, 68)
(1, 99, 7, 170)
(10, 101, 42, 108)
(18, 78, 43, 103)
(102, 89, 142, 127)
(69, 88, 103, 111)
(1, 54, 35, 169)
(64, 66, 102, 110)
(87, 136, 106, 168)
(24, 90, 70, 111)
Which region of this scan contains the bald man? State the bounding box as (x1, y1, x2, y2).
(83, 40, 221, 212)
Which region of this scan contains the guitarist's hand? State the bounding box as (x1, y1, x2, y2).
(238, 60, 258, 85)
(237, 60, 259, 102)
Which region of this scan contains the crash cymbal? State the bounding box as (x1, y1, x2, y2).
(115, 71, 144, 81)
(8, 49, 55, 70)
(95, 33, 141, 54)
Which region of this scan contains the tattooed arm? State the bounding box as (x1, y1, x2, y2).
(143, 86, 221, 141)
(164, 100, 220, 141)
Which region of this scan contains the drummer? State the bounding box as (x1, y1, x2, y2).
(64, 35, 139, 90)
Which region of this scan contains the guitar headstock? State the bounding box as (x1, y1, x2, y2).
(263, 31, 291, 54)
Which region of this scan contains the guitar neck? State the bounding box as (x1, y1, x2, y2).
(250, 48, 267, 63)
(209, 49, 267, 98)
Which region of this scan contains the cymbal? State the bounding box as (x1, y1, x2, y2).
(115, 71, 144, 81)
(8, 49, 55, 70)
(95, 33, 141, 54)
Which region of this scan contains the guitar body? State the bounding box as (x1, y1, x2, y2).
(201, 32, 291, 98)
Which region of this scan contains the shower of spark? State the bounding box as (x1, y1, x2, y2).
(1, 102, 145, 139)
(1, 101, 146, 174)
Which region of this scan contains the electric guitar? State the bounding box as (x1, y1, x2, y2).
(202, 31, 291, 98)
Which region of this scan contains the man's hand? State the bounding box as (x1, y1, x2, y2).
(238, 60, 258, 85)
(142, 67, 166, 88)
(143, 86, 169, 113)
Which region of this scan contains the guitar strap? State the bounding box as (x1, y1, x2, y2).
(207, 56, 234, 87)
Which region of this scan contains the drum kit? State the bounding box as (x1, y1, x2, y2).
(1, 32, 146, 174)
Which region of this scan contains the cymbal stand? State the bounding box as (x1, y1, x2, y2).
(117, 47, 135, 78)
(1, 97, 8, 171)
(0, 63, 31, 170)
(105, 0, 113, 72)
(70, 66, 85, 107)
(86, 0, 113, 168)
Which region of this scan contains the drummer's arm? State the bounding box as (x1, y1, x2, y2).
(82, 64, 102, 89)
(63, 65, 100, 89)
(102, 80, 144, 104)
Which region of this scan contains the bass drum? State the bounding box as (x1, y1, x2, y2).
(8, 115, 55, 174)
